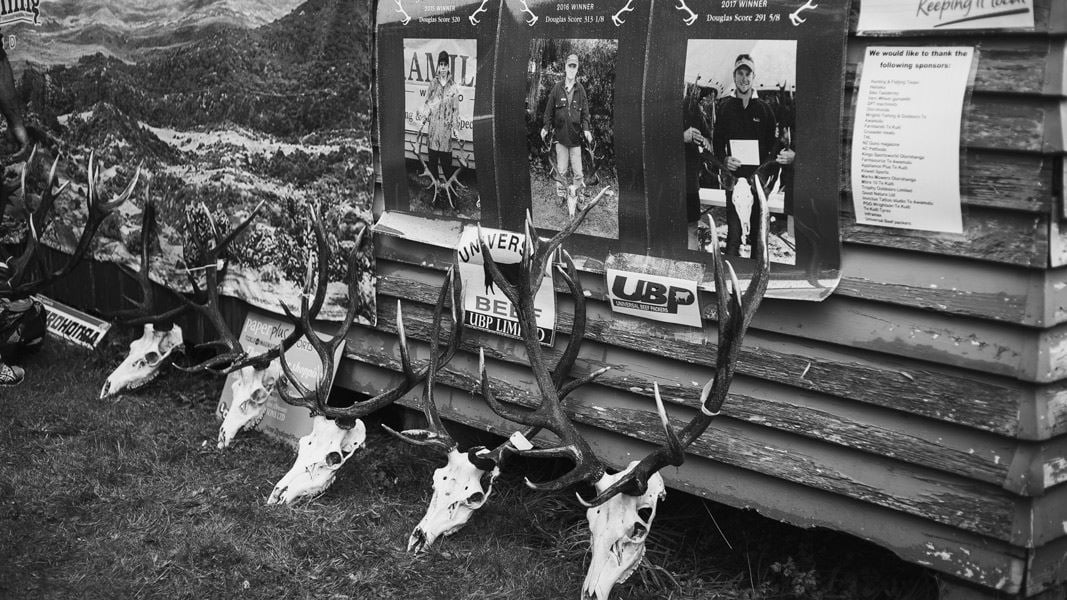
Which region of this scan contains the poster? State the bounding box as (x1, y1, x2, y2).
(377, 0, 500, 223)
(851, 47, 974, 234)
(0, 1, 376, 324)
(857, 0, 1035, 32)
(215, 310, 346, 448)
(455, 225, 557, 345)
(643, 0, 849, 300)
(494, 0, 649, 259)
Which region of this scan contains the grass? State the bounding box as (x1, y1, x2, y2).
(1, 335, 938, 599)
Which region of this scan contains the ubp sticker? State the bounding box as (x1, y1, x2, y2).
(455, 225, 556, 345)
(606, 269, 702, 327)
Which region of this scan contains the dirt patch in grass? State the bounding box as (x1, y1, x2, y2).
(0, 337, 937, 599)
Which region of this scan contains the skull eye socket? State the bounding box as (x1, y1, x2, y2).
(325, 451, 343, 466)
(251, 388, 269, 402)
(465, 491, 485, 505)
(630, 521, 648, 540)
(144, 351, 162, 366)
(637, 507, 653, 523)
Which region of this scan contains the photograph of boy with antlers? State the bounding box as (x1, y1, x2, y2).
(526, 38, 619, 239)
(682, 39, 798, 265)
(403, 38, 479, 219)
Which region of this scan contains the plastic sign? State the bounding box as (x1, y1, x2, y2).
(34, 294, 110, 349)
(455, 225, 556, 345)
(215, 310, 345, 448)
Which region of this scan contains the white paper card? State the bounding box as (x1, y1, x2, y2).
(729, 139, 761, 166)
(851, 47, 974, 234)
(857, 0, 1034, 32)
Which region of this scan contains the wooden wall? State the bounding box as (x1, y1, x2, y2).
(39, 1, 1066, 598)
(345, 2, 1067, 598)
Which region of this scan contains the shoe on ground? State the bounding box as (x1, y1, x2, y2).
(0, 363, 25, 387)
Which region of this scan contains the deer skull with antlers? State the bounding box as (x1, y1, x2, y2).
(477, 184, 769, 599)
(266, 223, 441, 505)
(101, 194, 189, 399)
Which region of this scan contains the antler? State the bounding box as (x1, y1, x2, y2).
(177, 201, 327, 374)
(579, 180, 771, 506)
(275, 222, 432, 425)
(476, 188, 614, 492)
(381, 266, 465, 453)
(106, 185, 187, 326)
(2, 148, 140, 297)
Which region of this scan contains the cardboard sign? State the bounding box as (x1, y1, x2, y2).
(605, 254, 704, 327)
(34, 294, 110, 349)
(857, 0, 1034, 32)
(215, 310, 345, 448)
(852, 47, 974, 234)
(455, 225, 556, 345)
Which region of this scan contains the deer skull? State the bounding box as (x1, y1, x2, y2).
(268, 416, 366, 505)
(217, 361, 281, 449)
(732, 177, 754, 239)
(100, 324, 183, 398)
(409, 448, 499, 553)
(582, 465, 666, 600)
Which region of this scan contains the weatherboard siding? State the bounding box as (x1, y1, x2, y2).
(355, 6, 1067, 599)
(35, 2, 1067, 598)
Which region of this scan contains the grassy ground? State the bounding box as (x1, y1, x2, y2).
(1, 336, 938, 599)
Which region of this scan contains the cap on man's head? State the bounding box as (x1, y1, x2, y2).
(565, 53, 579, 67)
(733, 54, 755, 74)
(437, 51, 450, 68)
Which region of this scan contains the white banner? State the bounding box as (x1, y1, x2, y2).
(403, 38, 477, 143)
(857, 0, 1034, 32)
(455, 225, 556, 345)
(851, 46, 974, 234)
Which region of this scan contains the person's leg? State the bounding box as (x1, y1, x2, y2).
(427, 150, 442, 181)
(434, 149, 454, 182)
(568, 145, 584, 189)
(554, 142, 569, 198)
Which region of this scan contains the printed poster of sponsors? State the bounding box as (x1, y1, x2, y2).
(455, 225, 557, 345)
(643, 0, 850, 300)
(851, 47, 975, 234)
(857, 0, 1035, 32)
(377, 1, 500, 222)
(492, 0, 651, 260)
(215, 310, 345, 448)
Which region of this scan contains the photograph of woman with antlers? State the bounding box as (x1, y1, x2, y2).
(525, 38, 618, 239)
(683, 39, 798, 266)
(403, 38, 479, 219)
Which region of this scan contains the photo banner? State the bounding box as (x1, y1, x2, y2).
(1, 1, 376, 323)
(377, 0, 501, 224)
(643, 0, 850, 300)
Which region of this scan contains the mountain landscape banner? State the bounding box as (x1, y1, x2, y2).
(0, 0, 376, 323)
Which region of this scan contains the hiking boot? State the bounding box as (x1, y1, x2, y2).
(0, 362, 24, 387)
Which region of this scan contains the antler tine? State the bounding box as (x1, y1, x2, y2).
(577, 196, 771, 507)
(383, 267, 462, 454)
